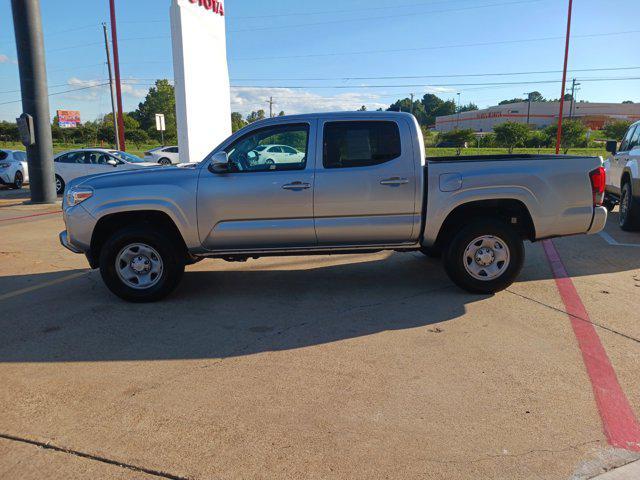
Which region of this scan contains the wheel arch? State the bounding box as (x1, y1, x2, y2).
(89, 210, 189, 269)
(432, 199, 536, 252)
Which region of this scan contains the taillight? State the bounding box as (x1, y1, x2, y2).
(589, 166, 606, 206)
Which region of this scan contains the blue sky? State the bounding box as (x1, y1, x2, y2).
(1, 0, 639, 122)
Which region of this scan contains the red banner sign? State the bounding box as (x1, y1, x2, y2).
(57, 110, 81, 129)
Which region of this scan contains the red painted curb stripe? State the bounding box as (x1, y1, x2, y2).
(542, 239, 640, 452)
(0, 211, 60, 222)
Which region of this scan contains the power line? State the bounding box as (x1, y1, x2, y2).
(233, 29, 640, 61)
(0, 83, 109, 106)
(228, 0, 545, 33)
(229, 65, 640, 82)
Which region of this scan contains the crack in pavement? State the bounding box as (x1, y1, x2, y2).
(0, 432, 190, 480)
(505, 289, 640, 345)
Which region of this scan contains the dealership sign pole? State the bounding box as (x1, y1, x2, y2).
(170, 0, 231, 162)
(555, 0, 573, 155)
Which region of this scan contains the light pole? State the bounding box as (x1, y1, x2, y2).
(11, 0, 56, 203)
(524, 92, 532, 126)
(569, 79, 581, 119)
(456, 92, 461, 129)
(109, 0, 126, 151)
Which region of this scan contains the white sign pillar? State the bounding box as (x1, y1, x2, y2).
(170, 0, 231, 163)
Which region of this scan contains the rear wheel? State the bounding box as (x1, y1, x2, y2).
(11, 171, 23, 189)
(158, 157, 172, 166)
(619, 182, 640, 231)
(443, 219, 524, 294)
(99, 226, 185, 302)
(55, 175, 65, 195)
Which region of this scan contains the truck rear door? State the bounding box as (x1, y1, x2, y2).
(313, 118, 419, 245)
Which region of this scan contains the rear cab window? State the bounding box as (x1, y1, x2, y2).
(323, 121, 401, 169)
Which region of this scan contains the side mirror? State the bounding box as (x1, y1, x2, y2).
(107, 158, 118, 167)
(605, 140, 618, 155)
(208, 151, 230, 174)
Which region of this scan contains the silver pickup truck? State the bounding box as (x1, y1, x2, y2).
(60, 112, 607, 302)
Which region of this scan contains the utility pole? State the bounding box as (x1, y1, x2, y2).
(524, 92, 532, 125)
(409, 93, 414, 116)
(11, 0, 56, 204)
(569, 78, 580, 119)
(102, 23, 120, 150)
(456, 92, 461, 129)
(266, 96, 274, 118)
(109, 0, 126, 151)
(555, 0, 573, 154)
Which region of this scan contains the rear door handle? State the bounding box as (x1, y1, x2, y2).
(282, 181, 311, 190)
(380, 177, 409, 186)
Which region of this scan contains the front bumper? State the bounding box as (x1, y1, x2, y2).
(587, 206, 608, 235)
(59, 231, 83, 253)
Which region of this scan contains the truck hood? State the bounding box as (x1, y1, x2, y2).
(68, 163, 201, 191)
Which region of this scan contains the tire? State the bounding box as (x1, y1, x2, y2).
(158, 157, 172, 166)
(11, 171, 23, 189)
(419, 245, 441, 259)
(99, 226, 185, 302)
(443, 219, 524, 294)
(619, 182, 640, 231)
(55, 175, 65, 195)
(265, 159, 275, 166)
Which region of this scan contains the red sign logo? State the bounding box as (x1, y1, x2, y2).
(189, 0, 224, 16)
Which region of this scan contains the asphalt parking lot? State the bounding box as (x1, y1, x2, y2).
(1, 187, 639, 480)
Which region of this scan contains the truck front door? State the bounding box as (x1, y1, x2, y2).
(313, 119, 419, 246)
(197, 121, 317, 250)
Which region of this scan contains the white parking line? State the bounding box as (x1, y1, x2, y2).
(598, 231, 640, 248)
(0, 271, 89, 302)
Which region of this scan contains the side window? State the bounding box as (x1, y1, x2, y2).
(165, 147, 178, 154)
(57, 152, 86, 164)
(323, 121, 401, 169)
(283, 146, 297, 154)
(224, 123, 309, 172)
(628, 126, 640, 150)
(620, 126, 637, 152)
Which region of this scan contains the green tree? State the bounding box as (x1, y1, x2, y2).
(499, 98, 525, 105)
(622, 100, 634, 104)
(246, 110, 266, 123)
(545, 119, 587, 153)
(278, 110, 286, 116)
(493, 122, 530, 153)
(131, 79, 177, 143)
(457, 102, 478, 113)
(525, 130, 550, 148)
(603, 120, 633, 140)
(438, 129, 476, 155)
(127, 129, 150, 148)
(357, 105, 367, 111)
(420, 94, 455, 126)
(231, 112, 247, 132)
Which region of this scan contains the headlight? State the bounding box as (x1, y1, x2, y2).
(66, 187, 93, 207)
(0, 163, 10, 169)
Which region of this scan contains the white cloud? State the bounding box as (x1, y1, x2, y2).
(230, 87, 389, 115)
(0, 54, 12, 63)
(64, 77, 148, 101)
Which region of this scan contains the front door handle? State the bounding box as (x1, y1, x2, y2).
(380, 177, 409, 186)
(282, 181, 311, 191)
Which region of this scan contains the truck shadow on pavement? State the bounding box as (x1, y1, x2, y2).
(1, 233, 639, 364)
(0, 254, 479, 363)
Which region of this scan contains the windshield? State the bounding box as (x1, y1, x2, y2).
(110, 151, 147, 163)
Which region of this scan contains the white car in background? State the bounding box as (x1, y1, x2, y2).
(0, 149, 29, 189)
(251, 144, 306, 166)
(54, 148, 158, 194)
(144, 146, 180, 165)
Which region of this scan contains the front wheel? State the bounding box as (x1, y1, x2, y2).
(619, 182, 640, 231)
(11, 171, 23, 189)
(99, 226, 185, 302)
(55, 175, 65, 195)
(158, 157, 172, 166)
(443, 219, 524, 294)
